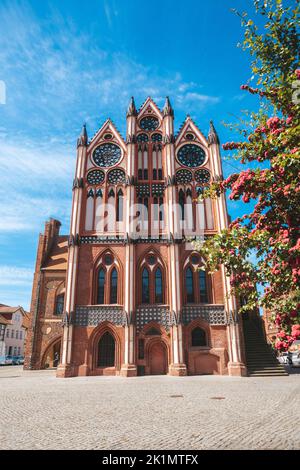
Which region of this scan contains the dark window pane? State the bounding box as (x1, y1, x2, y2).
(146, 327, 161, 336)
(186, 267, 194, 303)
(199, 270, 208, 303)
(179, 189, 185, 221)
(55, 294, 64, 315)
(110, 268, 118, 304)
(97, 269, 105, 304)
(192, 327, 207, 346)
(138, 339, 145, 359)
(159, 197, 164, 221)
(142, 268, 150, 303)
(116, 189, 123, 222)
(155, 267, 163, 303)
(158, 169, 163, 180)
(98, 332, 115, 367)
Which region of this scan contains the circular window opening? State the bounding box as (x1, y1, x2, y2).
(104, 133, 113, 140)
(186, 133, 195, 141)
(147, 255, 157, 265)
(191, 254, 200, 265)
(104, 254, 114, 265)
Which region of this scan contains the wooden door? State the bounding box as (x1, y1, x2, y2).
(149, 341, 167, 375)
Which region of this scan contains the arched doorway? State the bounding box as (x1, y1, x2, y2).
(149, 341, 167, 375)
(43, 338, 61, 369)
(97, 331, 115, 367)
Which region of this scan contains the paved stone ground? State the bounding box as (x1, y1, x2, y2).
(0, 366, 299, 450)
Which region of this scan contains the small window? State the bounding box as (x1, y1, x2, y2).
(11, 330, 14, 339)
(19, 330, 23, 340)
(16, 330, 19, 339)
(146, 327, 161, 336)
(6, 329, 9, 338)
(55, 294, 64, 315)
(192, 327, 207, 347)
(138, 339, 145, 359)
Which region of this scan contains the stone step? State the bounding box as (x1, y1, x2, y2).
(242, 320, 288, 375)
(248, 366, 286, 371)
(247, 364, 280, 368)
(249, 368, 287, 371)
(248, 372, 288, 377)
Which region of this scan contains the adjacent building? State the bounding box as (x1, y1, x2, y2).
(25, 97, 247, 377)
(0, 305, 30, 357)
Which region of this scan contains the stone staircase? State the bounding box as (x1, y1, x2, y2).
(243, 317, 288, 377)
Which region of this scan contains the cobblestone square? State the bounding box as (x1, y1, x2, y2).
(0, 366, 299, 450)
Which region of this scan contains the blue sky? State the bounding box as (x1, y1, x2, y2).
(0, 0, 265, 309)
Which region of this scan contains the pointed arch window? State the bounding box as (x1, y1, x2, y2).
(97, 268, 105, 304)
(185, 267, 195, 303)
(110, 268, 118, 304)
(154, 267, 163, 303)
(139, 256, 166, 305)
(184, 258, 211, 304)
(142, 268, 150, 304)
(97, 332, 115, 367)
(192, 327, 207, 347)
(116, 188, 124, 222)
(179, 189, 185, 221)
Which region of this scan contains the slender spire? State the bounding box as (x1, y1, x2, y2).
(126, 96, 137, 117)
(77, 123, 88, 147)
(207, 120, 219, 145)
(163, 96, 174, 117)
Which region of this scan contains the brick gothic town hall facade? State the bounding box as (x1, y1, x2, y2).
(24, 97, 247, 377)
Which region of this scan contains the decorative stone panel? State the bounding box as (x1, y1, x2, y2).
(182, 305, 226, 325)
(75, 306, 126, 327)
(80, 236, 125, 244)
(136, 306, 172, 332)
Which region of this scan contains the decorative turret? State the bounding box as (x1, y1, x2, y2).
(162, 96, 174, 117)
(207, 120, 219, 145)
(77, 123, 88, 147)
(126, 96, 137, 117)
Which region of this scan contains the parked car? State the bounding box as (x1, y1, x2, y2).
(278, 352, 292, 365)
(289, 340, 300, 367)
(4, 355, 13, 365)
(12, 355, 24, 365)
(0, 355, 6, 365)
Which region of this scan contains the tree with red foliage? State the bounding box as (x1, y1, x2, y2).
(198, 0, 300, 351)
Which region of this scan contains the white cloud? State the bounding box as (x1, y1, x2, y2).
(0, 1, 220, 136)
(184, 92, 220, 104)
(0, 1, 221, 236)
(0, 266, 33, 286)
(0, 139, 73, 233)
(0, 266, 34, 309)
